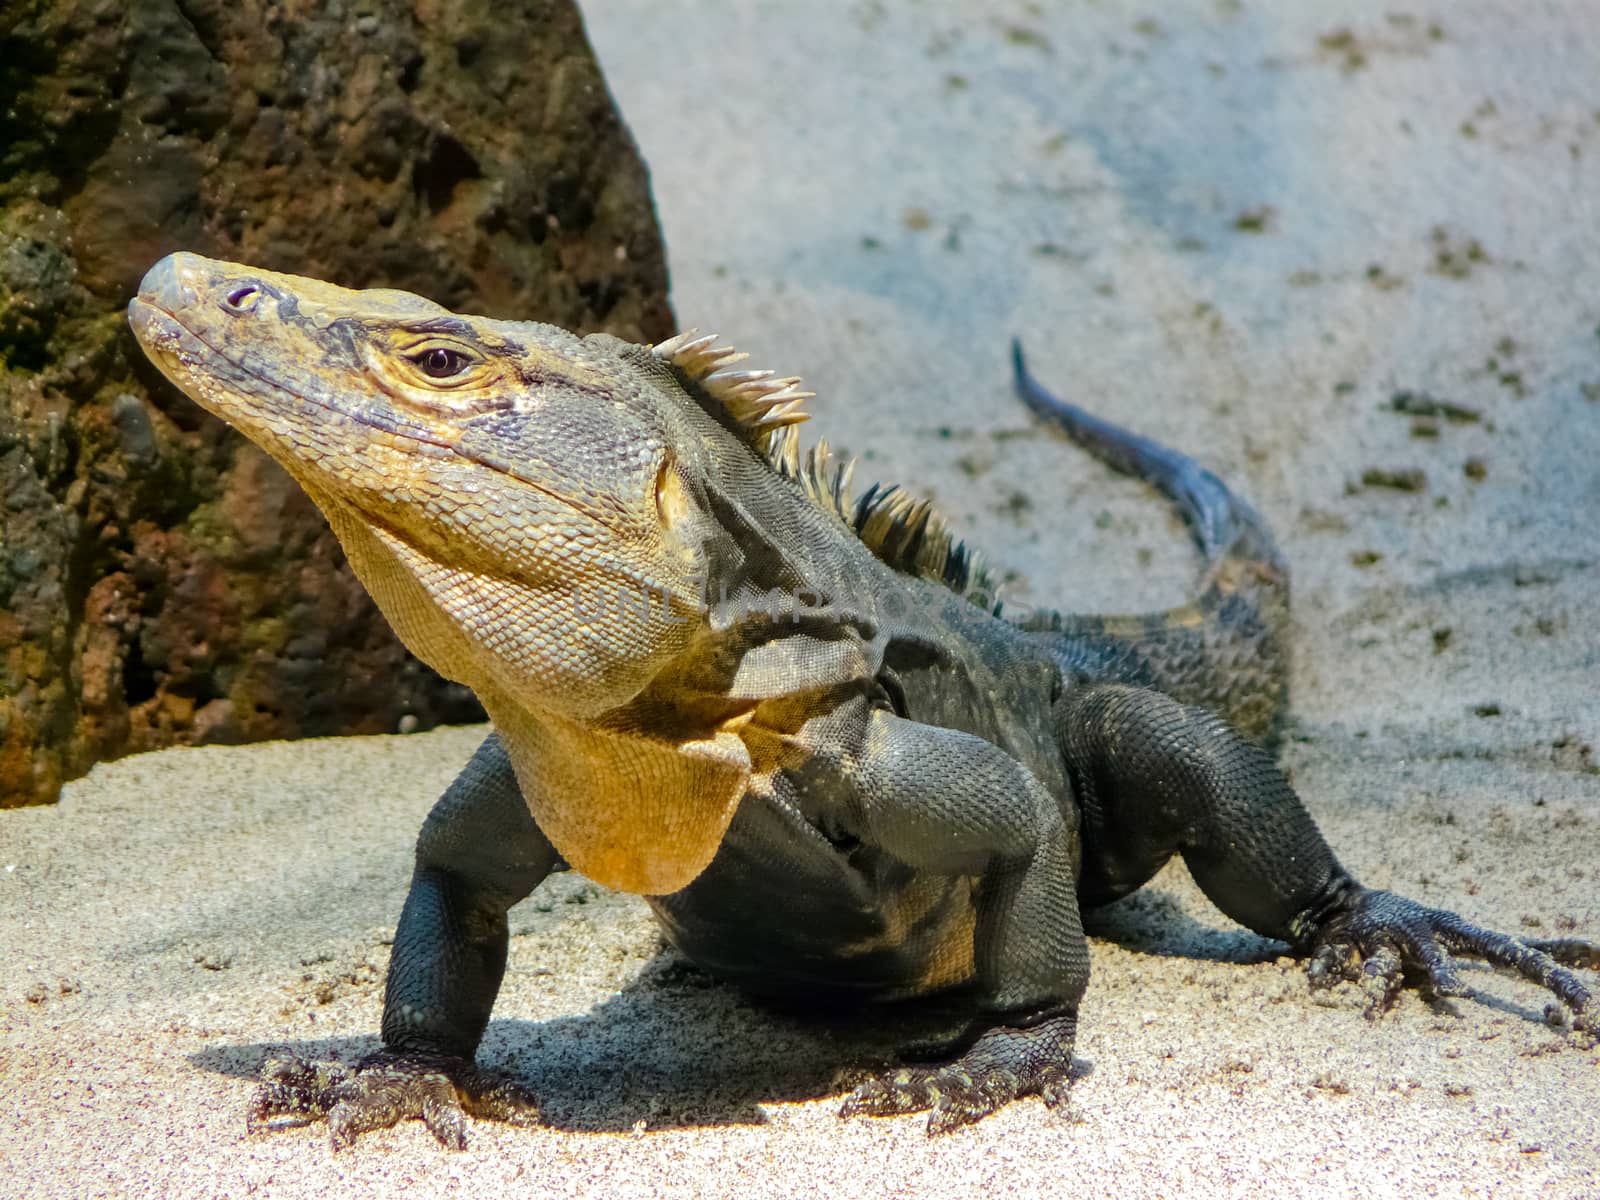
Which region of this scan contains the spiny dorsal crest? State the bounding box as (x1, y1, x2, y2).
(652, 328, 812, 473)
(651, 330, 999, 606)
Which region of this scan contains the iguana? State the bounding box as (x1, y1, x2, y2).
(127, 251, 1598, 1148)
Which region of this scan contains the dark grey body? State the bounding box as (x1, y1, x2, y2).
(651, 574, 1071, 1003)
(640, 349, 1302, 1006)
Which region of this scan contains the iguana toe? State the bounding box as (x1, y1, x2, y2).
(247, 1054, 353, 1134)
(1306, 887, 1596, 1026)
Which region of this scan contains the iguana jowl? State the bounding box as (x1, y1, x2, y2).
(128, 252, 1598, 1147)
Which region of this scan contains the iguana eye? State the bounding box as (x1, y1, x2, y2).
(412, 346, 472, 379)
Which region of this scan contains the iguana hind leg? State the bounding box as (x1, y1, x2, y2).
(247, 733, 557, 1149)
(1058, 684, 1598, 1028)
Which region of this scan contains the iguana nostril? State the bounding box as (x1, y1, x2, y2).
(223, 284, 261, 313)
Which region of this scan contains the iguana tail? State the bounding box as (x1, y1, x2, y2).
(1009, 341, 1291, 748)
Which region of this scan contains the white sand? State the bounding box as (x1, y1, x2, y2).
(4, 2, 1598, 1196)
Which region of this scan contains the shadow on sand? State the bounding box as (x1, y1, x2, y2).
(190, 951, 992, 1134)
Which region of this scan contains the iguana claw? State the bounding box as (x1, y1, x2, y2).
(247, 1049, 541, 1150)
(1305, 887, 1598, 1032)
(839, 1011, 1077, 1135)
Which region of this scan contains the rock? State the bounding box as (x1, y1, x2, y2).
(0, 0, 673, 804)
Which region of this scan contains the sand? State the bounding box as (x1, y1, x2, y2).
(3, 2, 1598, 1196)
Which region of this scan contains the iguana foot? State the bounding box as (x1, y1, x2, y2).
(839, 1010, 1077, 1135)
(1305, 887, 1598, 1032)
(246, 1048, 540, 1150)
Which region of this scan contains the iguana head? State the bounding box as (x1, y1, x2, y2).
(129, 251, 717, 719)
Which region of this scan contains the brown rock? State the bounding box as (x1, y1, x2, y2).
(0, 0, 673, 804)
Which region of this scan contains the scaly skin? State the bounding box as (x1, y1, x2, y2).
(128, 252, 1597, 1148)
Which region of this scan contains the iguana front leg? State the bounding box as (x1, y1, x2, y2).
(1059, 684, 1598, 1029)
(248, 733, 558, 1149)
(833, 710, 1090, 1134)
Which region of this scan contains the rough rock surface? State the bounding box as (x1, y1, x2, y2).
(0, 0, 672, 804)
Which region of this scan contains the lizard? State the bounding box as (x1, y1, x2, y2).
(127, 251, 1599, 1148)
